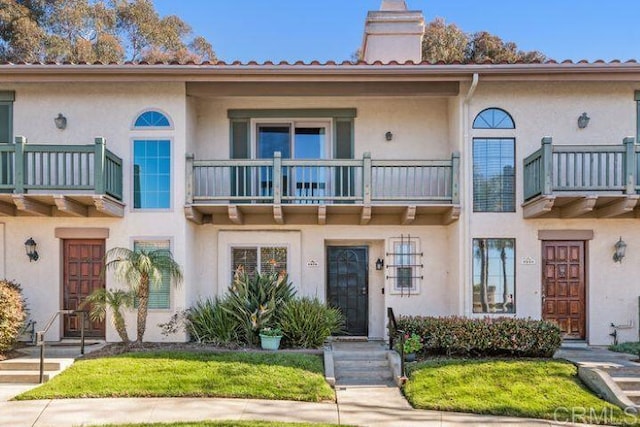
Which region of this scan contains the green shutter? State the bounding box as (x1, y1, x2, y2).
(0, 103, 12, 144)
(334, 118, 354, 200)
(133, 240, 171, 310)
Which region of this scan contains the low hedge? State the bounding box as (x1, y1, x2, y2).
(396, 316, 561, 358)
(0, 279, 27, 354)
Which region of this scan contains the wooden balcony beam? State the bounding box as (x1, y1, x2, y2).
(597, 196, 639, 218)
(0, 201, 16, 216)
(522, 196, 556, 219)
(54, 195, 88, 217)
(442, 205, 461, 225)
(12, 195, 51, 216)
(560, 196, 597, 218)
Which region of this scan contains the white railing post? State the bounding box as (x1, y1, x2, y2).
(185, 153, 194, 204)
(624, 137, 636, 195)
(363, 152, 372, 204)
(541, 137, 553, 195)
(273, 152, 282, 204)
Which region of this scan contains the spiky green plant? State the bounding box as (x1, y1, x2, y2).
(278, 298, 344, 348)
(186, 298, 239, 344)
(104, 247, 183, 342)
(82, 288, 134, 343)
(222, 267, 295, 345)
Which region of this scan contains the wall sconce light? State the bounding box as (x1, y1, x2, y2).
(376, 258, 384, 270)
(613, 237, 627, 263)
(24, 237, 39, 262)
(385, 131, 393, 141)
(54, 113, 67, 130)
(577, 112, 590, 129)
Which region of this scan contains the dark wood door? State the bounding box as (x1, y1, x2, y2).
(63, 239, 106, 338)
(542, 241, 586, 340)
(327, 246, 368, 336)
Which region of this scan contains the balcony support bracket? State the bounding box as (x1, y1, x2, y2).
(523, 196, 556, 219)
(92, 196, 124, 218)
(54, 195, 88, 217)
(184, 205, 204, 225)
(401, 205, 417, 225)
(318, 205, 327, 225)
(442, 205, 461, 225)
(228, 205, 244, 225)
(597, 196, 639, 218)
(560, 196, 598, 218)
(273, 204, 284, 225)
(12, 195, 51, 217)
(360, 205, 372, 225)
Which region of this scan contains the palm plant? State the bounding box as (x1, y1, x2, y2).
(104, 247, 183, 342)
(82, 288, 134, 343)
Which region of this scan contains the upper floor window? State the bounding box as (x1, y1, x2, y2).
(133, 110, 171, 128)
(473, 108, 515, 129)
(133, 139, 171, 209)
(472, 107, 516, 212)
(0, 91, 15, 144)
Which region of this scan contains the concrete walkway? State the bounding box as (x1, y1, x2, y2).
(0, 393, 565, 426)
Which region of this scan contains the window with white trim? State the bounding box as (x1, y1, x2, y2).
(133, 239, 171, 310)
(387, 236, 422, 295)
(231, 246, 287, 277)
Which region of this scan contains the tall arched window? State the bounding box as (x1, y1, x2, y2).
(472, 108, 515, 212)
(473, 108, 515, 129)
(132, 109, 172, 209)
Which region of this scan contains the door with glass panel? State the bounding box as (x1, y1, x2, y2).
(256, 122, 328, 203)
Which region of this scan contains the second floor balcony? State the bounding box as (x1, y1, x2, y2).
(185, 152, 460, 226)
(0, 137, 124, 217)
(523, 137, 638, 218)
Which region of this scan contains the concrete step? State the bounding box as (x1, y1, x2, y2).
(621, 390, 640, 397)
(333, 358, 389, 370)
(0, 371, 50, 383)
(606, 368, 640, 377)
(336, 368, 393, 379)
(332, 351, 389, 360)
(0, 360, 62, 371)
(611, 377, 640, 391)
(628, 395, 640, 406)
(335, 376, 396, 387)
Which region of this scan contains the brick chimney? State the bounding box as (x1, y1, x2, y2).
(361, 0, 425, 64)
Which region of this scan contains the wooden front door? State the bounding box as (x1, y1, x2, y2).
(63, 239, 106, 338)
(327, 246, 369, 336)
(542, 241, 586, 340)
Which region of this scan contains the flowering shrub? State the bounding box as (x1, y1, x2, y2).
(401, 333, 424, 354)
(396, 316, 561, 358)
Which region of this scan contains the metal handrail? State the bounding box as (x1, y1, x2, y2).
(387, 307, 406, 380)
(35, 310, 87, 384)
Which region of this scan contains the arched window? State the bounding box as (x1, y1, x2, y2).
(473, 108, 515, 129)
(133, 110, 171, 128)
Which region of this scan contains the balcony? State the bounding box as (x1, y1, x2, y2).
(522, 137, 638, 218)
(0, 137, 124, 217)
(185, 152, 460, 225)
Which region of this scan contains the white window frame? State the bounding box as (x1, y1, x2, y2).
(230, 244, 289, 277)
(249, 119, 333, 160)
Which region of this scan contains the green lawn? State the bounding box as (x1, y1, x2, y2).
(403, 359, 637, 425)
(16, 351, 334, 402)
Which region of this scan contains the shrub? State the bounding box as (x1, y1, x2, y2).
(186, 298, 238, 344)
(278, 298, 344, 348)
(221, 268, 296, 345)
(0, 279, 27, 353)
(396, 316, 561, 358)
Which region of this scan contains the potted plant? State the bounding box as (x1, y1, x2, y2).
(259, 327, 283, 350)
(402, 333, 423, 362)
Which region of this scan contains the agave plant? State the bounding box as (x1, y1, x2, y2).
(222, 267, 295, 345)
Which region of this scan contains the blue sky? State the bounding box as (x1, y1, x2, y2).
(154, 1, 639, 63)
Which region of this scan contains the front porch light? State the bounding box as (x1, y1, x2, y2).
(577, 112, 590, 129)
(25, 237, 39, 262)
(54, 113, 67, 130)
(376, 258, 384, 270)
(613, 237, 627, 263)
